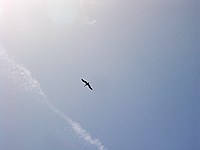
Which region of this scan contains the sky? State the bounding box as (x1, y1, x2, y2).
(0, 0, 199, 150)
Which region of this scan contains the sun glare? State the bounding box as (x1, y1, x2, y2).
(0, 2, 4, 24)
(46, 0, 80, 24)
(46, 0, 98, 25)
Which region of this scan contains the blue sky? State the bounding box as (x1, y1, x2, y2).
(0, 0, 199, 150)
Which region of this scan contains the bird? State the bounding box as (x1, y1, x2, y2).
(81, 78, 93, 90)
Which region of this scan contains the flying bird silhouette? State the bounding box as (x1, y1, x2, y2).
(81, 79, 93, 90)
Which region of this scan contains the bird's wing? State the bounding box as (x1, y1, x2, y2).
(88, 84, 93, 90)
(81, 79, 87, 83)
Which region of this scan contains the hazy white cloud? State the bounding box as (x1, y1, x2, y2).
(0, 47, 107, 150)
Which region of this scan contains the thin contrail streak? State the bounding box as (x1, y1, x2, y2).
(0, 48, 46, 98)
(0, 48, 107, 150)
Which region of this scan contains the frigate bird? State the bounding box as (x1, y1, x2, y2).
(81, 78, 93, 90)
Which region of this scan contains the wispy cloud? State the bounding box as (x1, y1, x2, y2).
(45, 100, 107, 150)
(72, 121, 107, 150)
(0, 47, 107, 150)
(0, 48, 46, 98)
